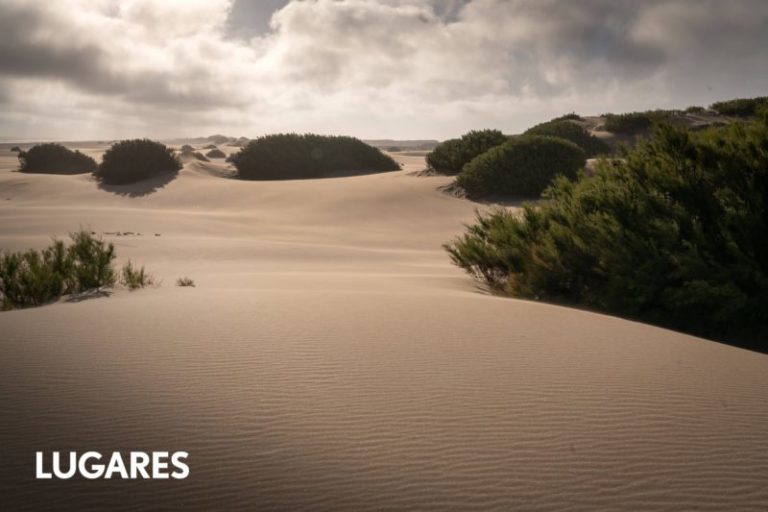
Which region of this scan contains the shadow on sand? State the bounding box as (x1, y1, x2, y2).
(65, 289, 113, 303)
(97, 171, 178, 197)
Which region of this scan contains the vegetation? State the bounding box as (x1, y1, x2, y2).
(10, 146, 21, 153)
(95, 139, 181, 185)
(456, 135, 586, 198)
(710, 96, 768, 117)
(445, 119, 768, 345)
(0, 230, 116, 310)
(121, 261, 154, 290)
(524, 120, 609, 157)
(192, 152, 209, 162)
(205, 148, 226, 159)
(17, 143, 97, 174)
(426, 129, 508, 175)
(229, 134, 400, 180)
(176, 276, 195, 287)
(603, 110, 683, 134)
(685, 105, 706, 114)
(551, 113, 582, 122)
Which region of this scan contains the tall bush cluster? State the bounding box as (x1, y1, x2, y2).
(96, 139, 181, 185)
(524, 120, 609, 157)
(426, 129, 508, 175)
(445, 119, 768, 345)
(228, 134, 400, 180)
(457, 136, 586, 198)
(17, 143, 97, 174)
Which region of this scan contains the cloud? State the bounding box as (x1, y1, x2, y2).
(0, 0, 766, 140)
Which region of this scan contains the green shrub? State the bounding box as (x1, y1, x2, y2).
(710, 96, 768, 117)
(10, 146, 21, 153)
(685, 105, 706, 114)
(456, 135, 586, 198)
(96, 139, 181, 185)
(121, 261, 153, 290)
(525, 120, 609, 157)
(445, 119, 768, 345)
(17, 143, 97, 174)
(426, 129, 508, 175)
(551, 113, 582, 122)
(205, 149, 226, 159)
(0, 231, 116, 310)
(176, 276, 195, 287)
(603, 110, 682, 134)
(229, 134, 399, 180)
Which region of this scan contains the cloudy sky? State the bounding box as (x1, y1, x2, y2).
(0, 0, 766, 141)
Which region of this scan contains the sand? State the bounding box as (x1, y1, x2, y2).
(1, 144, 767, 511)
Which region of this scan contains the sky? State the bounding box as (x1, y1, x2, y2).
(0, 0, 766, 141)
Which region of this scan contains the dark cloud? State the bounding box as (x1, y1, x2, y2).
(0, 0, 766, 139)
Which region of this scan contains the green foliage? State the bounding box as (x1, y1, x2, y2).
(229, 134, 400, 180)
(17, 143, 97, 174)
(426, 129, 508, 175)
(96, 139, 181, 185)
(551, 113, 582, 122)
(525, 120, 609, 157)
(121, 261, 153, 290)
(0, 231, 116, 310)
(603, 109, 682, 134)
(685, 105, 706, 114)
(456, 135, 586, 198)
(205, 148, 226, 159)
(710, 96, 768, 117)
(176, 276, 195, 287)
(445, 120, 768, 345)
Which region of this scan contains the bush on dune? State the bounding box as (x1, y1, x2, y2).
(0, 230, 115, 310)
(229, 134, 400, 180)
(17, 143, 97, 174)
(524, 120, 609, 157)
(95, 139, 181, 185)
(456, 135, 586, 198)
(603, 110, 683, 134)
(710, 96, 768, 117)
(205, 148, 226, 159)
(445, 119, 768, 345)
(426, 129, 508, 175)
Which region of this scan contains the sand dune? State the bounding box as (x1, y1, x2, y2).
(1, 144, 767, 511)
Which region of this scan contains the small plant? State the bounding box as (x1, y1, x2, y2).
(17, 143, 98, 174)
(710, 96, 768, 117)
(0, 230, 116, 310)
(121, 260, 154, 290)
(176, 276, 195, 287)
(10, 146, 21, 152)
(192, 152, 209, 162)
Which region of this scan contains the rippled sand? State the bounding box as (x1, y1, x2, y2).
(1, 145, 767, 510)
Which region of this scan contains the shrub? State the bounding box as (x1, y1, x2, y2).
(603, 110, 682, 134)
(10, 146, 21, 153)
(96, 139, 181, 185)
(525, 120, 610, 157)
(17, 143, 97, 174)
(0, 230, 115, 310)
(229, 134, 400, 180)
(456, 135, 586, 198)
(551, 113, 582, 122)
(180, 144, 194, 154)
(205, 149, 226, 159)
(710, 96, 768, 117)
(192, 152, 209, 162)
(685, 105, 706, 114)
(176, 276, 195, 287)
(121, 261, 154, 290)
(426, 129, 508, 175)
(445, 119, 768, 345)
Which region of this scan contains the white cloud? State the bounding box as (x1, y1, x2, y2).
(0, 0, 766, 140)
